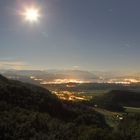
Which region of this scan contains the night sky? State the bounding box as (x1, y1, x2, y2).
(0, 0, 140, 72)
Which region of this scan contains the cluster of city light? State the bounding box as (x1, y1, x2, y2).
(30, 76, 140, 85)
(54, 79, 85, 84)
(40, 79, 88, 84)
(52, 91, 87, 101)
(30, 76, 89, 84)
(124, 79, 139, 83)
(30, 76, 43, 81)
(107, 81, 131, 84)
(107, 78, 140, 84)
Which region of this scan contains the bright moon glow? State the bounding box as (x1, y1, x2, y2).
(23, 8, 40, 22)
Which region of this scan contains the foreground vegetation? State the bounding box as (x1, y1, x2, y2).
(0, 75, 140, 140)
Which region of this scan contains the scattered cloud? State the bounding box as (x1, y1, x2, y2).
(72, 65, 80, 70)
(0, 60, 30, 70)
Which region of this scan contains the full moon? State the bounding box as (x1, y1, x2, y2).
(23, 8, 40, 23)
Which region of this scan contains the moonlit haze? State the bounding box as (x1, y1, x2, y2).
(0, 0, 140, 73)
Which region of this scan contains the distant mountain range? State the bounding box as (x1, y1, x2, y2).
(0, 69, 98, 83)
(0, 69, 140, 84)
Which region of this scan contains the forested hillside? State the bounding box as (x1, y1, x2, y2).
(0, 75, 140, 140)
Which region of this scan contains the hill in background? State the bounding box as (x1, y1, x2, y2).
(92, 90, 140, 112)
